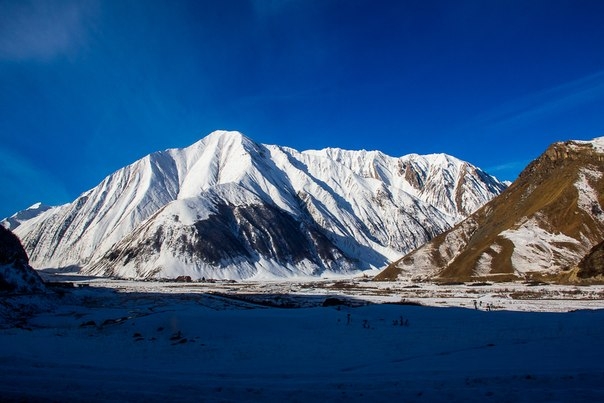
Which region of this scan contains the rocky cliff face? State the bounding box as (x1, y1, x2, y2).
(0, 226, 45, 293)
(376, 138, 604, 283)
(576, 241, 604, 279)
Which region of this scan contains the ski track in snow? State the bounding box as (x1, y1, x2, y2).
(2, 276, 604, 402)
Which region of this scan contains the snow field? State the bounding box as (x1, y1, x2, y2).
(1, 279, 604, 401)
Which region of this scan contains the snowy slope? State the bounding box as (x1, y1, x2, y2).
(378, 137, 604, 282)
(306, 148, 504, 217)
(13, 131, 506, 280)
(1, 202, 53, 230)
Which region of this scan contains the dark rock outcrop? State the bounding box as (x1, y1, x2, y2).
(577, 241, 604, 279)
(0, 226, 45, 293)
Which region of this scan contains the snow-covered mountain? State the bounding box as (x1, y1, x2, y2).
(10, 130, 506, 280)
(376, 137, 604, 283)
(1, 203, 52, 231)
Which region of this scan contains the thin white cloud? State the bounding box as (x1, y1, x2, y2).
(486, 159, 527, 172)
(0, 0, 98, 61)
(485, 159, 531, 179)
(475, 70, 604, 129)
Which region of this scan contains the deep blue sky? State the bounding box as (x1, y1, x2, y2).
(2, 0, 604, 218)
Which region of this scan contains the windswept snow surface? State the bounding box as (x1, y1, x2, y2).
(501, 218, 583, 275)
(1, 277, 604, 402)
(575, 168, 604, 220)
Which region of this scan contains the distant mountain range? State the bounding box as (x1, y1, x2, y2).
(376, 137, 604, 283)
(1, 202, 52, 231)
(2, 130, 505, 280)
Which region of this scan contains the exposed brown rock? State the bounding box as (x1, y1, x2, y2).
(377, 139, 604, 283)
(577, 241, 604, 279)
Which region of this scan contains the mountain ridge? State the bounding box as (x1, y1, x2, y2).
(7, 130, 506, 280)
(376, 137, 604, 283)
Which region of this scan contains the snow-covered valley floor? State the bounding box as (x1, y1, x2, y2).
(2, 275, 604, 402)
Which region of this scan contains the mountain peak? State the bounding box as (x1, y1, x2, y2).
(206, 129, 243, 138)
(569, 136, 604, 153)
(12, 131, 507, 280)
(1, 202, 53, 230)
(183, 130, 257, 157)
(591, 136, 604, 152)
(202, 130, 252, 146)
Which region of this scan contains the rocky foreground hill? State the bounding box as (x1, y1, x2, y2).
(376, 137, 604, 283)
(0, 226, 45, 294)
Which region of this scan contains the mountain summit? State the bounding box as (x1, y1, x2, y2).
(9, 130, 506, 280)
(376, 137, 604, 282)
